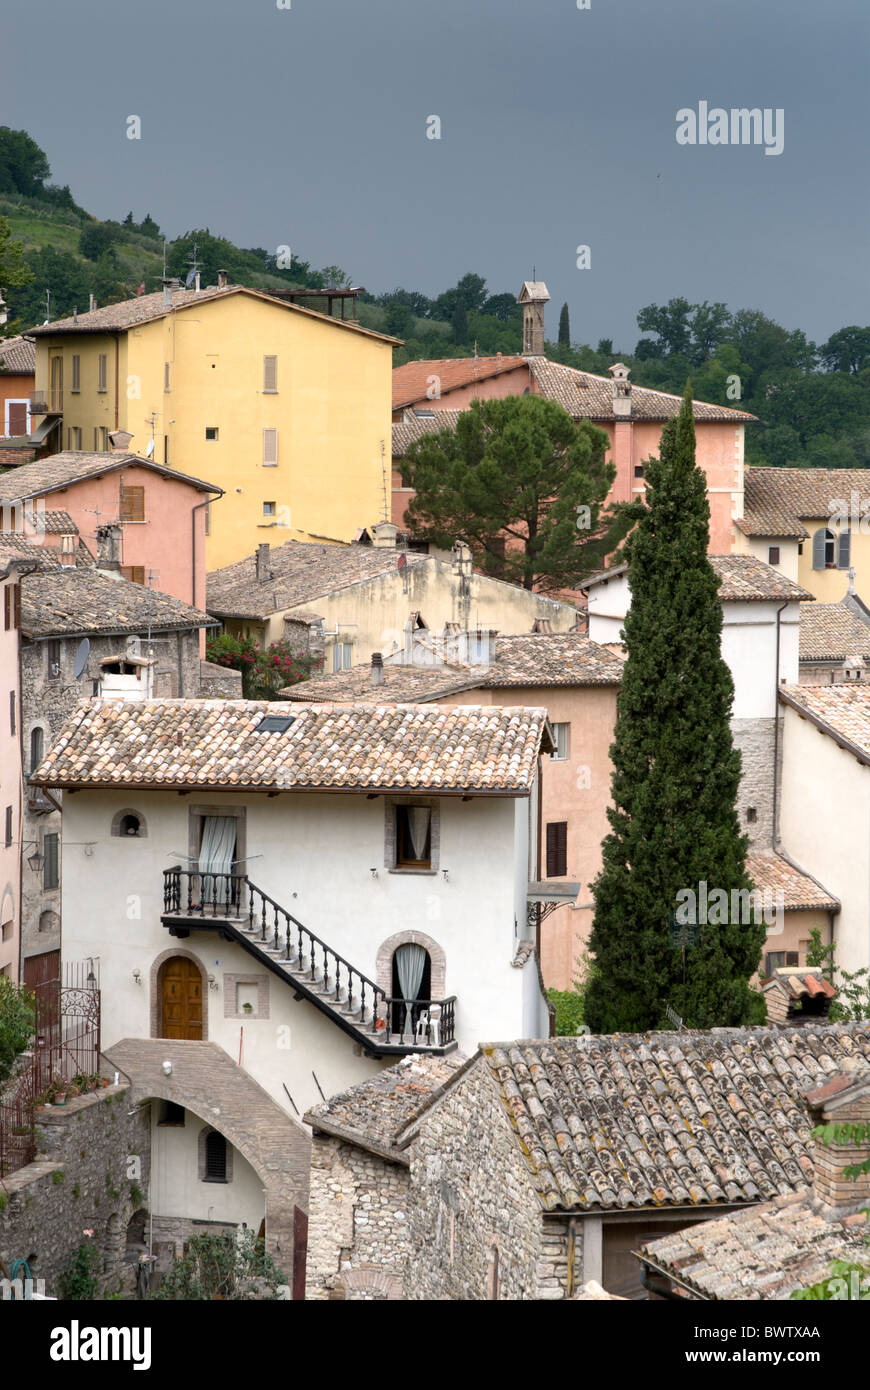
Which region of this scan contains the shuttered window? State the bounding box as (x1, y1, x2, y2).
(121, 566, 146, 584)
(263, 428, 278, 466)
(4, 584, 20, 631)
(838, 530, 851, 569)
(97, 354, 107, 392)
(263, 355, 278, 393)
(550, 723, 570, 760)
(546, 822, 568, 878)
(71, 355, 81, 392)
(203, 1130, 228, 1182)
(164, 362, 171, 392)
(813, 528, 836, 570)
(7, 401, 27, 435)
(44, 833, 59, 890)
(120, 486, 145, 521)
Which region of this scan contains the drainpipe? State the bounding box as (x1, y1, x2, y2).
(191, 490, 224, 606)
(771, 601, 788, 848)
(565, 1218, 577, 1298)
(113, 334, 120, 429)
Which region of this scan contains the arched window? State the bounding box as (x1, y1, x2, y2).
(391, 943, 431, 1036)
(813, 527, 849, 571)
(111, 808, 148, 838)
(203, 1130, 228, 1183)
(29, 726, 44, 776)
(120, 814, 142, 837)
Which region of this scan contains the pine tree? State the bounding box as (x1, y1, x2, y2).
(558, 302, 570, 347)
(584, 386, 765, 1033)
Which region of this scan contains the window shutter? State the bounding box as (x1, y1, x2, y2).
(263, 428, 278, 466)
(4, 807, 11, 848)
(71, 355, 80, 391)
(120, 486, 145, 521)
(8, 402, 27, 434)
(3, 585, 10, 631)
(44, 833, 59, 889)
(9, 691, 15, 736)
(263, 355, 278, 392)
(98, 354, 107, 392)
(13, 584, 20, 629)
(812, 529, 827, 570)
(546, 822, 567, 878)
(204, 1131, 227, 1181)
(838, 530, 851, 569)
(164, 362, 170, 392)
(121, 565, 146, 584)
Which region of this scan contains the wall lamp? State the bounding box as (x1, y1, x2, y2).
(132, 968, 142, 986)
(22, 842, 44, 874)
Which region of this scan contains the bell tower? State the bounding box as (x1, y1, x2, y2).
(517, 279, 550, 357)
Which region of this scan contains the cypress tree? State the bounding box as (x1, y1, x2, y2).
(584, 385, 765, 1033)
(558, 302, 570, 347)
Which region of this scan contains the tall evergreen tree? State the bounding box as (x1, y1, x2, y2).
(584, 386, 765, 1033)
(558, 301, 570, 347)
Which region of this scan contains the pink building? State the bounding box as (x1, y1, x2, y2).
(0, 550, 26, 981)
(0, 438, 222, 629)
(392, 283, 754, 556)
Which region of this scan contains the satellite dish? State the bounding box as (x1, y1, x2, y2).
(145, 439, 155, 458)
(73, 638, 91, 680)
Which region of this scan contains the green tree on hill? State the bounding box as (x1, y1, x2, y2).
(584, 386, 764, 1034)
(558, 302, 570, 347)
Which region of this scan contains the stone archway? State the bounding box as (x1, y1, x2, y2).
(150, 947, 209, 1040)
(375, 929, 446, 1000)
(333, 1267, 404, 1301)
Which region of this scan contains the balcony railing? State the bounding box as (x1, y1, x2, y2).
(162, 867, 456, 1050)
(30, 390, 62, 416)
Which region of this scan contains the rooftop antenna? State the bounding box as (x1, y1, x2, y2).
(162, 239, 167, 277)
(379, 439, 389, 523)
(185, 242, 202, 289)
(44, 289, 51, 324)
(145, 410, 157, 455)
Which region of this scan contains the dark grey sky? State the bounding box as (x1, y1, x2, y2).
(7, 0, 867, 349)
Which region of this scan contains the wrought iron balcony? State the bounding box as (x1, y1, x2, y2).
(161, 867, 457, 1055)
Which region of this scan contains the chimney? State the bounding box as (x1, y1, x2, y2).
(95, 523, 122, 573)
(370, 652, 384, 688)
(88, 293, 96, 312)
(806, 1068, 870, 1215)
(517, 279, 550, 357)
(217, 269, 228, 289)
(609, 363, 632, 418)
(840, 656, 867, 683)
(256, 543, 271, 582)
(370, 520, 398, 549)
(162, 278, 173, 309)
(108, 428, 134, 454)
(531, 618, 552, 634)
(194, 272, 201, 292)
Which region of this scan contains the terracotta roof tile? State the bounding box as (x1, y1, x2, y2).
(740, 467, 870, 538)
(32, 699, 551, 794)
(0, 450, 219, 503)
(392, 358, 528, 409)
(746, 851, 839, 911)
(392, 409, 465, 456)
(305, 1055, 462, 1158)
(0, 334, 35, 374)
(21, 568, 213, 638)
(780, 682, 870, 763)
(584, 555, 812, 603)
(800, 593, 870, 663)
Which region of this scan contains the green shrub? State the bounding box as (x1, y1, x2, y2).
(0, 977, 35, 1083)
(60, 1239, 102, 1300)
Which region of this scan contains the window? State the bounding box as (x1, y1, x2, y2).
(550, 723, 570, 761)
(263, 501, 276, 518)
(120, 813, 142, 837)
(9, 690, 15, 736)
(768, 546, 780, 566)
(72, 426, 82, 450)
(263, 355, 278, 393)
(50, 356, 63, 412)
(634, 465, 645, 478)
(6, 400, 28, 435)
(766, 951, 799, 975)
(4, 806, 11, 848)
(546, 822, 568, 878)
(43, 833, 59, 890)
(813, 527, 850, 570)
(746, 806, 757, 823)
(71, 354, 80, 392)
(164, 362, 171, 392)
(263, 428, 278, 466)
(120, 486, 145, 522)
(99, 426, 108, 452)
(97, 354, 107, 393)
(29, 727, 44, 776)
(331, 641, 352, 672)
(47, 641, 61, 680)
(396, 805, 432, 869)
(121, 566, 146, 584)
(205, 427, 218, 441)
(203, 1130, 228, 1182)
(111, 808, 148, 838)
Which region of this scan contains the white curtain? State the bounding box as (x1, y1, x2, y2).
(407, 807, 431, 861)
(395, 943, 428, 1037)
(199, 816, 237, 906)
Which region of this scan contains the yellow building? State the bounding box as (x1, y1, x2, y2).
(736, 467, 870, 602)
(28, 282, 397, 569)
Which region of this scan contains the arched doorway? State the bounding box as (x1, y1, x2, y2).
(159, 956, 203, 1039)
(390, 943, 431, 1037)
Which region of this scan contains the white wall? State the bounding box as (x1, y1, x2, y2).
(780, 704, 870, 973)
(61, 787, 535, 1111)
(151, 1108, 265, 1228)
(742, 536, 801, 583)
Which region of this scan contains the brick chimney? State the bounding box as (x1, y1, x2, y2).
(609, 363, 632, 418)
(256, 543, 271, 582)
(517, 280, 550, 357)
(370, 652, 384, 688)
(108, 429, 134, 453)
(217, 269, 228, 289)
(806, 1067, 870, 1215)
(96, 523, 122, 573)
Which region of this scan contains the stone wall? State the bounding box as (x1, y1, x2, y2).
(199, 659, 243, 699)
(306, 1133, 408, 1300)
(0, 1083, 151, 1299)
(731, 716, 781, 850)
(0, 447, 36, 466)
(406, 1057, 578, 1300)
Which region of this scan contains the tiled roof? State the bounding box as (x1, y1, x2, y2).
(35, 509, 79, 534)
(780, 682, 870, 764)
(526, 358, 756, 423)
(471, 1025, 870, 1213)
(392, 409, 464, 457)
(799, 593, 870, 663)
(745, 851, 839, 911)
(764, 969, 837, 1003)
(31, 700, 552, 794)
(281, 634, 624, 703)
(583, 555, 812, 603)
(206, 540, 431, 619)
(0, 534, 67, 569)
(0, 334, 36, 374)
(739, 468, 870, 537)
(0, 450, 219, 502)
(391, 356, 755, 422)
(392, 358, 528, 409)
(639, 1191, 869, 1299)
(27, 284, 396, 344)
(21, 569, 214, 639)
(305, 1055, 462, 1160)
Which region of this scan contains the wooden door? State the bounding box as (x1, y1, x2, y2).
(161, 957, 203, 1040)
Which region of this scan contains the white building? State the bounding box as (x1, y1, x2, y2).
(32, 697, 553, 1261)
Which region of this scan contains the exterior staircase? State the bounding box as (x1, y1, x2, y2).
(161, 868, 456, 1058)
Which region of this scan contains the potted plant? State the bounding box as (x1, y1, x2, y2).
(242, 1001, 254, 1015)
